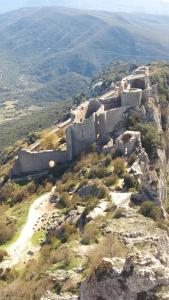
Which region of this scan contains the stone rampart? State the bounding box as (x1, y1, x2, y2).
(105, 106, 127, 133)
(100, 96, 121, 111)
(10, 65, 155, 178)
(11, 149, 69, 177)
(121, 89, 142, 107)
(142, 88, 151, 104)
(68, 115, 96, 157)
(85, 99, 101, 118)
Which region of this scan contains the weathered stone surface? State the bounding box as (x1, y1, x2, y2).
(77, 184, 101, 199)
(115, 130, 141, 156)
(80, 232, 169, 300)
(41, 291, 79, 300)
(86, 201, 108, 221)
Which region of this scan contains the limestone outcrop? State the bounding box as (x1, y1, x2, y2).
(80, 209, 169, 300)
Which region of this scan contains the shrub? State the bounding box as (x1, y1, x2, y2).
(85, 234, 127, 276)
(124, 174, 136, 190)
(73, 152, 100, 173)
(97, 186, 108, 199)
(104, 155, 112, 167)
(104, 175, 118, 187)
(113, 208, 126, 219)
(127, 117, 164, 160)
(61, 224, 78, 243)
(81, 222, 100, 245)
(0, 249, 7, 262)
(81, 197, 98, 219)
(78, 179, 88, 189)
(0, 215, 17, 245)
(137, 123, 164, 160)
(87, 166, 108, 179)
(113, 158, 126, 177)
(140, 201, 162, 221)
(57, 192, 71, 208)
(71, 194, 82, 206)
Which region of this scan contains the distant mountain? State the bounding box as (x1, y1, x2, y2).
(1, 0, 169, 15)
(1, 7, 169, 105)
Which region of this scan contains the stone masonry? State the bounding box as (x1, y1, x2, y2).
(11, 66, 158, 177)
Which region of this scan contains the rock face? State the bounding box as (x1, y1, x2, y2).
(77, 184, 103, 199)
(80, 252, 169, 300)
(80, 211, 169, 300)
(42, 291, 79, 300)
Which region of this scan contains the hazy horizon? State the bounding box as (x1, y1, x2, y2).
(1, 0, 169, 15)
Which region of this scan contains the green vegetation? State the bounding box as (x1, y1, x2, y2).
(0, 213, 17, 246)
(113, 208, 126, 219)
(104, 175, 118, 187)
(150, 62, 169, 102)
(124, 174, 137, 190)
(84, 234, 127, 277)
(32, 230, 46, 247)
(0, 141, 164, 299)
(0, 59, 169, 300)
(113, 157, 126, 177)
(0, 8, 169, 109)
(140, 201, 162, 221)
(0, 101, 71, 153)
(127, 113, 164, 160)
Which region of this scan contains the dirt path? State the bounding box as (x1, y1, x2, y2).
(2, 191, 54, 268)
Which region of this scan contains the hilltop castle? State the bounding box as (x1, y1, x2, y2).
(11, 66, 158, 178)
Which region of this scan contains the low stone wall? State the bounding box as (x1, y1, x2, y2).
(11, 149, 69, 177)
(115, 131, 141, 156)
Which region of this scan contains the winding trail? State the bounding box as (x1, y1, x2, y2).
(2, 191, 53, 268)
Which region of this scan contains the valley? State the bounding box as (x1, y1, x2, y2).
(1, 7, 169, 109)
(0, 100, 40, 125)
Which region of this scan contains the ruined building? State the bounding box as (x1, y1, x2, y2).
(11, 66, 158, 177)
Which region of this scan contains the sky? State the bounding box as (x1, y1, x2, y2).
(1, 0, 169, 15)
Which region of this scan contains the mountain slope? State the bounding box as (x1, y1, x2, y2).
(1, 7, 169, 105)
(2, 0, 169, 15)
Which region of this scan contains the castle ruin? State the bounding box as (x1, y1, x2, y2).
(11, 66, 158, 178)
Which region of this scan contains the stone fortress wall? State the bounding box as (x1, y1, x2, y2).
(12, 149, 69, 177)
(11, 65, 158, 177)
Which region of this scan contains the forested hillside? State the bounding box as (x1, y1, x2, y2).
(1, 7, 169, 106)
